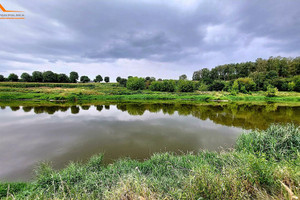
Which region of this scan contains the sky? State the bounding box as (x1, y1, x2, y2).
(0, 0, 299, 81)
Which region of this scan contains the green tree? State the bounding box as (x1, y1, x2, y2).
(21, 73, 32, 82)
(266, 85, 278, 97)
(288, 82, 295, 91)
(177, 80, 195, 92)
(126, 77, 145, 90)
(116, 76, 121, 83)
(80, 76, 90, 83)
(32, 71, 43, 82)
(209, 80, 226, 91)
(57, 74, 70, 83)
(179, 74, 187, 80)
(119, 78, 127, 87)
(69, 72, 79, 83)
(94, 75, 103, 83)
(104, 76, 110, 83)
(8, 73, 19, 82)
(43, 71, 57, 82)
(0, 75, 4, 82)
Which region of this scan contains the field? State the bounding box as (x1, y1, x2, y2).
(0, 82, 300, 103)
(0, 124, 299, 199)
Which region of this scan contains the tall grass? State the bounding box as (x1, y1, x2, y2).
(0, 124, 299, 199)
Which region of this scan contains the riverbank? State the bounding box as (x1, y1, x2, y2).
(0, 82, 300, 103)
(0, 124, 299, 199)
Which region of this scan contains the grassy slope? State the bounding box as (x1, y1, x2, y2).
(0, 82, 300, 103)
(0, 124, 299, 200)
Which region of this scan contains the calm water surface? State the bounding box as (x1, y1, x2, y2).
(0, 103, 299, 181)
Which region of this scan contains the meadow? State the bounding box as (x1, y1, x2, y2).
(0, 82, 300, 103)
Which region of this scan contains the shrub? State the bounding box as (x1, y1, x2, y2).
(126, 77, 145, 90)
(177, 80, 195, 92)
(160, 80, 176, 92)
(265, 85, 278, 97)
(288, 81, 295, 91)
(198, 83, 209, 91)
(119, 78, 127, 87)
(294, 76, 300, 92)
(209, 80, 226, 91)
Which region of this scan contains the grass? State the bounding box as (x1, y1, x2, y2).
(0, 124, 299, 199)
(0, 82, 300, 103)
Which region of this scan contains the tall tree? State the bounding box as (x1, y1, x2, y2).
(69, 71, 79, 83)
(80, 76, 90, 83)
(94, 75, 103, 82)
(32, 71, 43, 82)
(43, 71, 57, 82)
(57, 74, 70, 83)
(0, 75, 4, 82)
(8, 73, 19, 82)
(21, 73, 32, 82)
(104, 76, 110, 83)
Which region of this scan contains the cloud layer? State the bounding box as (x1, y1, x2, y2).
(0, 0, 299, 80)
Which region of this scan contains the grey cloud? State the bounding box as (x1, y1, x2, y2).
(0, 0, 299, 78)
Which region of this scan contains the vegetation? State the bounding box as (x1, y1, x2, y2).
(193, 56, 300, 92)
(126, 77, 146, 90)
(0, 124, 299, 199)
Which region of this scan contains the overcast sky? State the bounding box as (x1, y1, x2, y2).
(0, 0, 299, 80)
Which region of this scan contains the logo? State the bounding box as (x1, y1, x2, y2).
(0, 4, 24, 19)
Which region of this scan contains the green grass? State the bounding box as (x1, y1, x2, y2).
(0, 82, 300, 103)
(1, 124, 299, 199)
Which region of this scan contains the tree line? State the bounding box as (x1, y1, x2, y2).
(0, 71, 111, 83)
(192, 56, 300, 92)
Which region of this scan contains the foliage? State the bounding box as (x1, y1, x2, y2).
(266, 85, 278, 97)
(69, 72, 79, 83)
(57, 73, 70, 83)
(126, 77, 145, 90)
(32, 71, 43, 82)
(80, 76, 91, 83)
(8, 73, 19, 82)
(116, 76, 121, 83)
(43, 71, 57, 83)
(177, 80, 195, 92)
(0, 75, 4, 82)
(179, 74, 187, 80)
(149, 80, 176, 92)
(20, 73, 32, 82)
(94, 75, 103, 83)
(288, 81, 295, 91)
(119, 78, 127, 87)
(294, 76, 300, 92)
(209, 80, 226, 91)
(104, 76, 110, 83)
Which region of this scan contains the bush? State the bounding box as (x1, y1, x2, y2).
(294, 76, 300, 92)
(119, 78, 127, 87)
(177, 80, 195, 92)
(265, 85, 278, 97)
(150, 80, 175, 92)
(0, 75, 5, 82)
(126, 77, 145, 90)
(198, 83, 209, 91)
(288, 81, 295, 91)
(209, 80, 225, 91)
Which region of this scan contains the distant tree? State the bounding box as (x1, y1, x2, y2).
(104, 76, 110, 83)
(94, 75, 103, 83)
(126, 77, 145, 90)
(209, 80, 226, 91)
(32, 71, 43, 82)
(8, 73, 19, 82)
(128, 76, 133, 79)
(43, 71, 57, 82)
(179, 74, 187, 80)
(80, 76, 90, 83)
(145, 77, 151, 81)
(57, 74, 70, 83)
(69, 72, 79, 83)
(0, 75, 5, 82)
(21, 73, 32, 82)
(116, 76, 121, 83)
